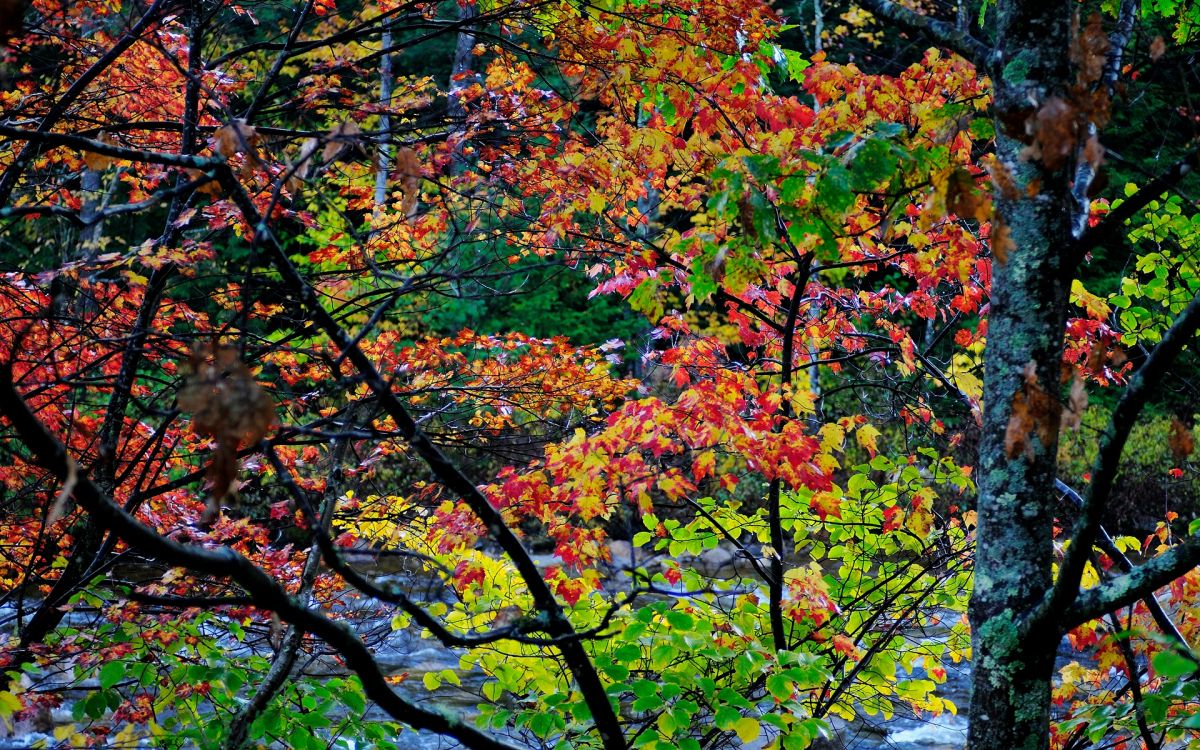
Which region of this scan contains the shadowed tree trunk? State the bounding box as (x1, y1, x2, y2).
(969, 0, 1075, 746)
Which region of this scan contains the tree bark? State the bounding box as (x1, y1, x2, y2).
(968, 0, 1074, 746)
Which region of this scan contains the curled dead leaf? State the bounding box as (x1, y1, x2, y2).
(1149, 36, 1166, 62)
(1021, 97, 1077, 171)
(394, 146, 421, 218)
(1060, 375, 1088, 431)
(46, 455, 78, 526)
(177, 342, 276, 520)
(944, 167, 989, 221)
(991, 220, 1014, 265)
(322, 120, 368, 163)
(1169, 417, 1195, 460)
(1082, 136, 1105, 169)
(185, 168, 223, 199)
(1005, 362, 1061, 460)
(1071, 13, 1111, 87)
(986, 158, 1020, 200)
(211, 119, 259, 159)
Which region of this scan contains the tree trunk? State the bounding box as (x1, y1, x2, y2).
(968, 0, 1074, 746)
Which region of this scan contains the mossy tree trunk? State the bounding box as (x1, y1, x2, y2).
(968, 0, 1073, 746)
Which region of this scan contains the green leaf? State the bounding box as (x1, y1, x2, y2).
(99, 661, 125, 690)
(781, 49, 810, 83)
(342, 687, 366, 714)
(766, 673, 793, 701)
(632, 694, 664, 712)
(1152, 649, 1199, 678)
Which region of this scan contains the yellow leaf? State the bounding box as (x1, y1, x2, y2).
(819, 423, 845, 452)
(588, 189, 606, 213)
(734, 717, 761, 744)
(1070, 279, 1111, 319)
(856, 424, 881, 458)
(0, 692, 21, 730)
(906, 507, 933, 537)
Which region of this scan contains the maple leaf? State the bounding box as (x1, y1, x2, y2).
(81, 131, 116, 172)
(809, 491, 842, 521)
(856, 424, 881, 458)
(831, 634, 860, 658)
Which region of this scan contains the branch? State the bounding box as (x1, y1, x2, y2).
(855, 0, 992, 67)
(768, 262, 813, 653)
(226, 428, 349, 750)
(0, 364, 522, 750)
(0, 0, 172, 208)
(1047, 290, 1200, 622)
(1069, 0, 1138, 240)
(1066, 150, 1199, 275)
(241, 0, 315, 122)
(1063, 537, 1200, 631)
(0, 125, 222, 171)
(262, 444, 575, 649)
(214, 168, 628, 750)
(1056, 480, 1189, 648)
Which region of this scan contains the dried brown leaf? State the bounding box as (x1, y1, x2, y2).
(1022, 96, 1077, 170)
(1060, 375, 1088, 431)
(211, 119, 259, 159)
(945, 167, 990, 222)
(395, 146, 421, 218)
(1169, 417, 1195, 460)
(295, 137, 320, 180)
(987, 159, 1020, 200)
(992, 220, 1014, 265)
(46, 455, 78, 526)
(1150, 36, 1166, 62)
(178, 342, 276, 517)
(1071, 13, 1111, 87)
(322, 120, 366, 163)
(185, 168, 223, 199)
(1005, 362, 1061, 459)
(1083, 136, 1105, 169)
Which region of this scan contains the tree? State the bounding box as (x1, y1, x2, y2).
(0, 0, 1197, 749)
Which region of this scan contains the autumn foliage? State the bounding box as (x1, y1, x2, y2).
(0, 0, 1198, 748)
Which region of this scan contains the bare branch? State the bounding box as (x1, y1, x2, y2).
(1064, 538, 1200, 631)
(0, 363, 524, 750)
(1045, 290, 1200, 623)
(855, 0, 993, 67)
